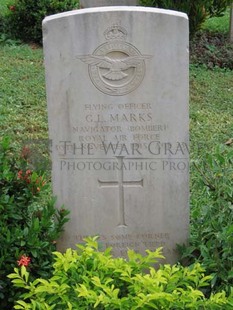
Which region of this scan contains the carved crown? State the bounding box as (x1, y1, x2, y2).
(104, 25, 127, 41)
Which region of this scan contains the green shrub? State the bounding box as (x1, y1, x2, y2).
(179, 146, 233, 295)
(190, 32, 233, 69)
(0, 137, 69, 309)
(4, 0, 79, 44)
(140, 0, 232, 36)
(8, 237, 233, 309)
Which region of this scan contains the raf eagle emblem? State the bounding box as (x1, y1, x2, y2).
(77, 55, 151, 81)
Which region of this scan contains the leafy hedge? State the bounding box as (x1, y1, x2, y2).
(9, 237, 233, 309)
(4, 0, 79, 43)
(3, 0, 232, 43)
(0, 137, 69, 309)
(140, 0, 232, 35)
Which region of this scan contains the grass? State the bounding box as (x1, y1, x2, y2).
(0, 44, 48, 144)
(189, 64, 233, 228)
(190, 65, 233, 154)
(202, 8, 231, 33)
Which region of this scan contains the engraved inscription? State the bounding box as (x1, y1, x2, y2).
(77, 25, 152, 96)
(73, 232, 171, 259)
(98, 156, 143, 226)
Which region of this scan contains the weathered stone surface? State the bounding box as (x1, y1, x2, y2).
(43, 7, 189, 263)
(80, 0, 138, 9)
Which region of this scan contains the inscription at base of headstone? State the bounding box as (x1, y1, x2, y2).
(80, 0, 138, 9)
(43, 7, 189, 263)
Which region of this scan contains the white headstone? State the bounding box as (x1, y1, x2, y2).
(43, 7, 189, 263)
(80, 0, 138, 8)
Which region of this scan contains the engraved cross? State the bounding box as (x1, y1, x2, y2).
(98, 156, 143, 227)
